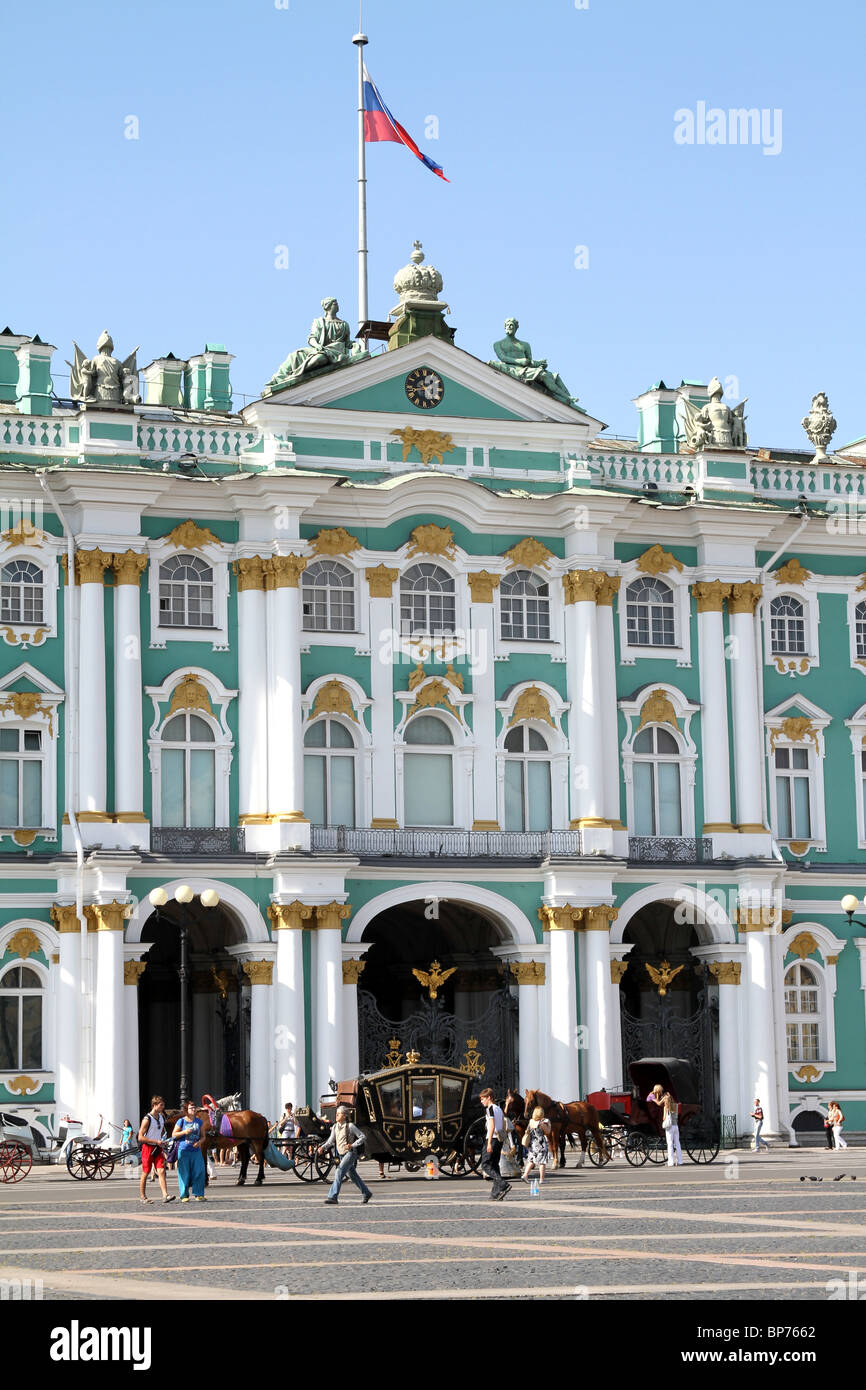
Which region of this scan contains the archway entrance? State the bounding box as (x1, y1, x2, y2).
(619, 901, 719, 1114)
(357, 900, 518, 1098)
(137, 902, 251, 1111)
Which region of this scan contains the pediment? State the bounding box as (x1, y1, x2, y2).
(0, 662, 64, 696)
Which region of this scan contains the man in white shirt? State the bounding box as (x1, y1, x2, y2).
(479, 1087, 511, 1201)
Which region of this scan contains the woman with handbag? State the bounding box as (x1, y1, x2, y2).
(172, 1100, 208, 1202)
(661, 1091, 683, 1167)
(521, 1105, 552, 1185)
(828, 1101, 847, 1150)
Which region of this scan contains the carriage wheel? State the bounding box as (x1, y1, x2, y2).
(624, 1132, 648, 1167)
(66, 1144, 98, 1180)
(314, 1149, 335, 1183)
(644, 1135, 667, 1164)
(93, 1151, 115, 1179)
(0, 1141, 31, 1183)
(437, 1148, 466, 1178)
(462, 1116, 487, 1175)
(684, 1118, 720, 1165)
(291, 1139, 318, 1183)
(587, 1134, 612, 1166)
(404, 1160, 422, 1173)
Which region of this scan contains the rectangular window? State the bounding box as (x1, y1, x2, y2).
(0, 996, 16, 1070)
(657, 762, 682, 836)
(504, 760, 525, 832)
(189, 750, 215, 828)
(633, 762, 655, 835)
(161, 748, 185, 826)
(330, 756, 355, 828)
(405, 753, 453, 826)
(303, 756, 327, 828)
(774, 746, 812, 839)
(526, 759, 552, 832)
(21, 995, 41, 1070)
(0, 728, 43, 827)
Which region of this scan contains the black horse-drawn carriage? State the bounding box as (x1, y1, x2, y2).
(587, 1058, 720, 1165)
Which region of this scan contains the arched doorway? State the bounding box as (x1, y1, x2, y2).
(357, 899, 518, 1098)
(137, 901, 251, 1110)
(619, 901, 719, 1114)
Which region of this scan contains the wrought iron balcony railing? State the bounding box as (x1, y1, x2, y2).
(628, 836, 712, 863)
(151, 827, 246, 855)
(311, 827, 583, 858)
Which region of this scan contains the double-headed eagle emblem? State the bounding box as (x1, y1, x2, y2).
(412, 959, 457, 1000)
(645, 960, 685, 997)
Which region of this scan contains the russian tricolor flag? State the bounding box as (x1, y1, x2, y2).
(363, 65, 449, 181)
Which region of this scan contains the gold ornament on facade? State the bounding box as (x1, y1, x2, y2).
(772, 557, 811, 586)
(235, 555, 267, 592)
(636, 545, 683, 576)
(466, 571, 501, 603)
(788, 931, 820, 961)
(264, 554, 306, 589)
(728, 581, 763, 615)
(443, 663, 464, 691)
(503, 538, 554, 571)
(342, 958, 366, 985)
(384, 1038, 403, 1068)
(242, 959, 273, 986)
(405, 1049, 421, 1065)
(773, 656, 811, 675)
(162, 520, 222, 551)
(7, 928, 42, 960)
(309, 527, 362, 558)
(5, 1075, 40, 1096)
(595, 573, 621, 607)
(2, 518, 45, 548)
(461, 1038, 485, 1077)
(11, 829, 38, 847)
(795, 1065, 821, 1083)
(0, 692, 55, 737)
(610, 960, 629, 985)
(84, 900, 132, 933)
(392, 426, 454, 467)
(510, 960, 546, 985)
(210, 965, 231, 999)
(707, 961, 742, 985)
(584, 905, 619, 932)
(123, 960, 147, 986)
(310, 679, 357, 722)
(787, 841, 809, 855)
(408, 662, 426, 690)
(72, 548, 113, 585)
(268, 901, 314, 931)
(735, 905, 778, 931)
(314, 901, 352, 931)
(508, 685, 555, 728)
(562, 569, 604, 605)
(768, 716, 820, 753)
(538, 904, 584, 932)
(406, 523, 457, 560)
(365, 564, 399, 597)
(826, 953, 839, 965)
(412, 960, 457, 1000)
(112, 550, 148, 586)
(0, 625, 48, 648)
(50, 904, 80, 934)
(410, 678, 460, 720)
(168, 674, 213, 718)
(645, 960, 684, 996)
(692, 580, 732, 613)
(637, 689, 680, 732)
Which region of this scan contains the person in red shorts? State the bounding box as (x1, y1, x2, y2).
(137, 1096, 176, 1205)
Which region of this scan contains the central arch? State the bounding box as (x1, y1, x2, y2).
(346, 881, 537, 947)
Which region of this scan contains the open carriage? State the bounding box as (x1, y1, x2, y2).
(586, 1058, 720, 1165)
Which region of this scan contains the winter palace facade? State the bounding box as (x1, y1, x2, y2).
(2, 249, 866, 1145)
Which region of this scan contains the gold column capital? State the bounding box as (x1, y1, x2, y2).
(60, 548, 113, 585)
(342, 958, 366, 985)
(268, 901, 313, 931)
(610, 959, 629, 984)
(538, 903, 584, 932)
(263, 554, 306, 589)
(691, 580, 732, 613)
(124, 960, 147, 986)
(595, 574, 621, 607)
(365, 564, 399, 598)
(235, 555, 268, 592)
(509, 960, 545, 985)
(583, 904, 619, 932)
(84, 900, 132, 932)
(314, 901, 352, 931)
(466, 570, 501, 603)
(242, 959, 274, 986)
(707, 960, 742, 985)
(111, 550, 148, 585)
(50, 903, 81, 934)
(735, 906, 778, 932)
(562, 569, 605, 605)
(728, 581, 763, 615)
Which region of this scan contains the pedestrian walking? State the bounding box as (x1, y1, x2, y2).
(120, 1119, 134, 1166)
(661, 1091, 683, 1166)
(521, 1105, 551, 1186)
(137, 1097, 176, 1205)
(828, 1101, 848, 1150)
(751, 1098, 770, 1152)
(172, 1099, 208, 1202)
(824, 1110, 836, 1151)
(319, 1106, 372, 1205)
(479, 1086, 511, 1201)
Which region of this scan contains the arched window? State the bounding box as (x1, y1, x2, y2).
(158, 554, 214, 628)
(500, 570, 550, 641)
(503, 725, 551, 831)
(1, 560, 43, 625)
(399, 564, 455, 637)
(625, 578, 675, 647)
(855, 601, 866, 659)
(0, 726, 43, 828)
(302, 560, 355, 632)
(403, 714, 454, 826)
(784, 962, 821, 1062)
(770, 595, 805, 655)
(0, 964, 42, 1071)
(632, 726, 682, 835)
(303, 718, 356, 827)
(159, 713, 215, 827)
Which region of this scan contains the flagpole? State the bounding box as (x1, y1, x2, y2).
(353, 29, 369, 327)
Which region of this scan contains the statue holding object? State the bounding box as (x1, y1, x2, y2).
(68, 330, 141, 406)
(680, 376, 748, 450)
(488, 318, 579, 409)
(263, 297, 368, 394)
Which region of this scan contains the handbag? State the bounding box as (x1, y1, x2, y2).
(662, 1112, 673, 1131)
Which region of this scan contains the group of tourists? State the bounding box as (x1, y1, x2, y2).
(137, 1096, 208, 1204)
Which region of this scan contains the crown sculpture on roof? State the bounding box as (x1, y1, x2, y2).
(388, 242, 455, 351)
(801, 392, 837, 462)
(263, 297, 369, 395)
(67, 331, 141, 406)
(488, 317, 580, 410)
(679, 377, 747, 450)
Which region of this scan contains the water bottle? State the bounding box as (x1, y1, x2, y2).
(530, 1177, 540, 1197)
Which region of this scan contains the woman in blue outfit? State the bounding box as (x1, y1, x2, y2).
(172, 1099, 207, 1202)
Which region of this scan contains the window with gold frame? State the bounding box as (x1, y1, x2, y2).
(378, 1077, 404, 1120)
(410, 1078, 437, 1121)
(441, 1075, 466, 1116)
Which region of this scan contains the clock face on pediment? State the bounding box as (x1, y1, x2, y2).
(405, 366, 445, 410)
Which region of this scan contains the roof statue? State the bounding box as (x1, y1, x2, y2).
(488, 318, 579, 409)
(388, 242, 455, 350)
(67, 330, 141, 406)
(263, 297, 368, 395)
(679, 376, 747, 450)
(801, 392, 837, 461)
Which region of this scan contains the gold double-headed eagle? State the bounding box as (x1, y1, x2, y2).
(412, 959, 457, 1000)
(645, 960, 685, 997)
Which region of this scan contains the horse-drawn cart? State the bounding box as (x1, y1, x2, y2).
(587, 1058, 720, 1165)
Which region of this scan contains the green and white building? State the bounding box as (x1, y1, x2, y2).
(1, 248, 865, 1144)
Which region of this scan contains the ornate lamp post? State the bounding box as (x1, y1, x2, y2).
(148, 885, 220, 1106)
(841, 894, 864, 928)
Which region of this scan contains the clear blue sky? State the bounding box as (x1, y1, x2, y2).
(2, 0, 864, 447)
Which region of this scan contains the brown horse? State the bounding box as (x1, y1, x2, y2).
(504, 1090, 527, 1146)
(523, 1089, 604, 1169)
(164, 1101, 271, 1186)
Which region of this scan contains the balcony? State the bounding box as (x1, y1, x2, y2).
(310, 827, 583, 858)
(151, 827, 246, 855)
(628, 836, 712, 863)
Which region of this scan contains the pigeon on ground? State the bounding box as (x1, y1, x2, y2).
(833, 1174, 846, 1181)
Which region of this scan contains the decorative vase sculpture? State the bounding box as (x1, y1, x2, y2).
(801, 392, 837, 461)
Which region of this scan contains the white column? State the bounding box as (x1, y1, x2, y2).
(237, 557, 269, 825)
(582, 906, 618, 1091)
(563, 572, 607, 846)
(694, 584, 735, 831)
(51, 905, 81, 1116)
(314, 903, 350, 1102)
(88, 902, 127, 1134)
(76, 550, 111, 818)
(511, 961, 541, 1090)
(270, 902, 310, 1109)
(342, 957, 364, 1080)
(265, 555, 308, 846)
(112, 552, 147, 829)
(467, 573, 499, 828)
(743, 926, 779, 1135)
(729, 583, 766, 831)
(609, 944, 634, 1089)
(596, 578, 623, 827)
(366, 569, 398, 826)
(543, 907, 580, 1099)
(244, 960, 274, 1119)
(124, 958, 144, 1122)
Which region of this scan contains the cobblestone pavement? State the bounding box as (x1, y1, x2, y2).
(2, 1147, 865, 1301)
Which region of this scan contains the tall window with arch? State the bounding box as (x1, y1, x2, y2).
(500, 570, 551, 641)
(632, 725, 682, 836)
(0, 560, 43, 625)
(159, 712, 216, 827)
(400, 564, 455, 638)
(0, 963, 42, 1071)
(770, 595, 806, 655)
(158, 554, 214, 628)
(303, 717, 356, 827)
(855, 600, 866, 660)
(503, 725, 552, 831)
(625, 577, 675, 647)
(403, 714, 454, 827)
(784, 962, 821, 1062)
(302, 560, 355, 632)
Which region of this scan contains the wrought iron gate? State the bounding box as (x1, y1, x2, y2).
(215, 967, 251, 1102)
(620, 989, 719, 1115)
(357, 986, 518, 1099)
